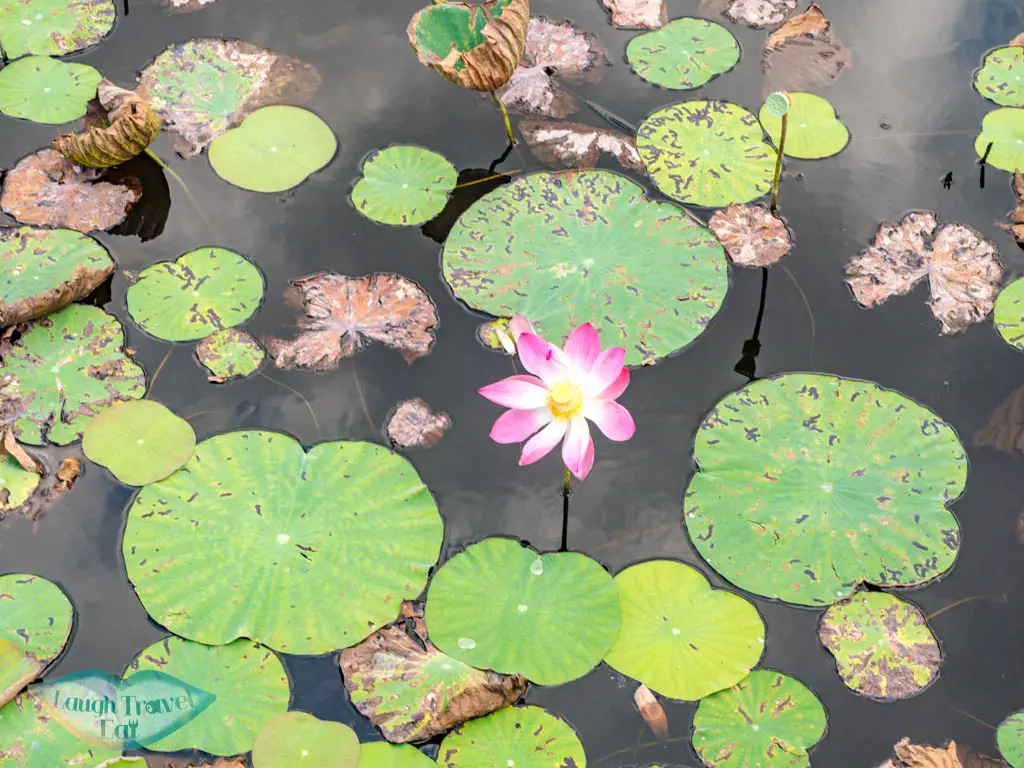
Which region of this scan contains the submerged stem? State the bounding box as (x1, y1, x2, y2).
(491, 91, 516, 146)
(142, 147, 213, 233)
(770, 112, 788, 215)
(560, 467, 571, 552)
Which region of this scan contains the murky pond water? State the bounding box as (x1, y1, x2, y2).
(2, 0, 1024, 764)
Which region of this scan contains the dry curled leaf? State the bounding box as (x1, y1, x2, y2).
(880, 737, 1008, 768)
(520, 120, 641, 171)
(265, 272, 438, 370)
(844, 211, 1004, 334)
(976, 383, 1024, 454)
(724, 0, 797, 28)
(52, 82, 161, 169)
(996, 171, 1024, 245)
(634, 684, 669, 740)
(709, 204, 792, 267)
(601, 0, 666, 29)
(144, 757, 247, 768)
(1, 429, 39, 473)
(762, 3, 851, 95)
(385, 398, 452, 449)
(0, 149, 139, 232)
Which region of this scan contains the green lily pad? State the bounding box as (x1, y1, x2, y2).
(123, 431, 444, 653)
(196, 328, 265, 381)
(819, 591, 940, 701)
(125, 637, 290, 755)
(82, 400, 196, 486)
(998, 711, 1024, 768)
(351, 146, 457, 226)
(626, 18, 740, 90)
(994, 276, 1024, 351)
(975, 45, 1024, 107)
(442, 169, 729, 366)
(758, 92, 849, 159)
(692, 669, 827, 768)
(0, 226, 114, 328)
(0, 57, 101, 124)
(976, 108, 1024, 172)
(637, 100, 776, 208)
(252, 711, 359, 768)
(437, 706, 586, 768)
(683, 373, 967, 607)
(97, 759, 146, 767)
(0, 575, 73, 708)
(209, 105, 336, 193)
(425, 537, 621, 685)
(0, 694, 120, 768)
(603, 560, 764, 700)
(357, 743, 435, 768)
(126, 247, 264, 342)
(1, 304, 146, 446)
(0, 0, 116, 57)
(0, 456, 40, 513)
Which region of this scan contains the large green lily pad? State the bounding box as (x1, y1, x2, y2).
(976, 108, 1024, 172)
(437, 706, 586, 768)
(692, 669, 827, 768)
(0, 694, 120, 768)
(603, 560, 764, 700)
(0, 227, 114, 328)
(998, 711, 1024, 768)
(123, 431, 444, 653)
(425, 537, 621, 685)
(758, 92, 849, 159)
(994, 276, 1024, 352)
(637, 100, 775, 208)
(975, 45, 1024, 107)
(351, 146, 457, 226)
(819, 591, 940, 700)
(0, 0, 116, 57)
(684, 373, 966, 607)
(442, 169, 729, 366)
(357, 743, 435, 768)
(0, 575, 73, 708)
(196, 328, 265, 381)
(626, 18, 740, 90)
(126, 247, 264, 342)
(252, 711, 359, 768)
(0, 456, 39, 513)
(209, 106, 336, 193)
(125, 637, 290, 755)
(1, 304, 146, 446)
(0, 57, 101, 124)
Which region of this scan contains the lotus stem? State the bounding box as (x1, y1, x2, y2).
(143, 147, 212, 231)
(491, 91, 516, 145)
(560, 467, 571, 552)
(770, 112, 788, 215)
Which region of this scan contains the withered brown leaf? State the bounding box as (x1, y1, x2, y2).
(996, 171, 1024, 245)
(601, 0, 667, 30)
(880, 737, 1008, 768)
(709, 204, 792, 267)
(634, 684, 669, 739)
(52, 82, 161, 169)
(385, 398, 452, 449)
(762, 3, 851, 95)
(520, 120, 641, 172)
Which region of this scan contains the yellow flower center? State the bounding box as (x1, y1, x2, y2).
(546, 379, 584, 420)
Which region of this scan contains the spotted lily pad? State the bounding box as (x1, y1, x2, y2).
(196, 328, 265, 381)
(351, 146, 457, 226)
(437, 705, 586, 768)
(692, 670, 827, 767)
(604, 560, 764, 700)
(125, 638, 290, 755)
(637, 101, 775, 208)
(975, 43, 1024, 107)
(819, 591, 940, 700)
(252, 712, 359, 768)
(1, 304, 146, 446)
(0, 0, 116, 58)
(209, 106, 336, 193)
(0, 575, 73, 708)
(357, 743, 435, 768)
(684, 373, 967, 607)
(759, 92, 849, 159)
(0, 457, 39, 514)
(995, 277, 1024, 353)
(123, 431, 444, 653)
(426, 538, 621, 685)
(0, 57, 101, 124)
(626, 18, 739, 90)
(976, 108, 1024, 172)
(443, 169, 729, 366)
(126, 247, 264, 342)
(0, 694, 120, 768)
(998, 711, 1024, 768)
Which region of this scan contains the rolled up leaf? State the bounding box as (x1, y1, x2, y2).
(52, 81, 161, 168)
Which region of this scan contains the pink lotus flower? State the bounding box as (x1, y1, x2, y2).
(479, 315, 635, 480)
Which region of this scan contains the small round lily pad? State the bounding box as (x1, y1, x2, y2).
(0, 694, 120, 768)
(994, 276, 1024, 351)
(357, 742, 436, 768)
(997, 711, 1024, 768)
(819, 591, 940, 701)
(692, 669, 827, 768)
(626, 18, 740, 90)
(425, 537, 621, 685)
(0, 456, 40, 513)
(196, 328, 265, 381)
(82, 400, 196, 486)
(351, 146, 457, 226)
(759, 92, 849, 159)
(0, 0, 116, 58)
(209, 105, 337, 193)
(976, 108, 1024, 172)
(603, 560, 764, 700)
(438, 706, 586, 768)
(0, 56, 101, 124)
(252, 711, 359, 768)
(975, 45, 1024, 107)
(126, 247, 265, 342)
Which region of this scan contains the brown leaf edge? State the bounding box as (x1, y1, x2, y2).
(634, 684, 669, 739)
(880, 737, 1008, 768)
(996, 171, 1024, 244)
(52, 82, 162, 169)
(0, 455, 81, 522)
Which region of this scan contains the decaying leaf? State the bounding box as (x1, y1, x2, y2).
(0, 149, 140, 233)
(762, 3, 851, 95)
(879, 737, 1009, 768)
(265, 272, 438, 370)
(0, 376, 24, 429)
(1, 429, 39, 474)
(634, 684, 669, 740)
(407, 0, 530, 92)
(52, 82, 161, 169)
(844, 211, 1004, 334)
(976, 383, 1024, 454)
(0, 455, 81, 522)
(601, 0, 667, 30)
(997, 171, 1024, 245)
(144, 757, 247, 768)
(520, 120, 641, 171)
(385, 398, 452, 449)
(339, 601, 527, 743)
(724, 0, 797, 28)
(709, 204, 792, 267)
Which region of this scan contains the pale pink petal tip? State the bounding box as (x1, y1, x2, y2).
(586, 346, 627, 395)
(519, 420, 567, 466)
(490, 407, 551, 444)
(479, 375, 547, 409)
(517, 332, 568, 384)
(563, 323, 601, 371)
(562, 416, 593, 480)
(509, 313, 536, 341)
(597, 368, 630, 402)
(585, 400, 635, 442)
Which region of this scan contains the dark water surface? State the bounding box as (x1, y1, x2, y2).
(2, 0, 1024, 764)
